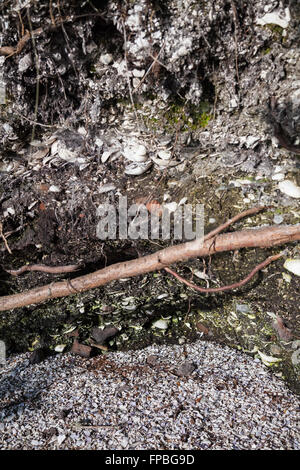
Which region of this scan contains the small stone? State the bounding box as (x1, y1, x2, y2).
(70, 339, 91, 358)
(173, 361, 197, 377)
(91, 326, 119, 345)
(272, 173, 285, 181)
(236, 304, 252, 314)
(29, 348, 50, 364)
(98, 183, 116, 194)
(49, 185, 61, 193)
(146, 354, 159, 365)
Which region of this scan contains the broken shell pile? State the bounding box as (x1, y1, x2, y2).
(0, 340, 299, 450)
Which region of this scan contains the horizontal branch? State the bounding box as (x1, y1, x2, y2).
(0, 223, 299, 312)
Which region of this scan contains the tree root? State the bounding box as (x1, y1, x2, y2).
(0, 205, 299, 311)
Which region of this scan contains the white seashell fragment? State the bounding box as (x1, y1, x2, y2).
(123, 143, 147, 162)
(57, 145, 78, 162)
(278, 180, 300, 198)
(101, 150, 114, 163)
(3, 123, 14, 134)
(4, 207, 15, 217)
(240, 135, 260, 148)
(95, 138, 104, 149)
(18, 53, 32, 72)
(54, 344, 66, 352)
(77, 126, 87, 136)
(282, 272, 291, 283)
(98, 183, 116, 194)
(273, 214, 284, 224)
(257, 350, 282, 366)
(291, 349, 300, 366)
(152, 319, 169, 329)
(272, 173, 285, 181)
(157, 149, 172, 160)
(256, 8, 291, 29)
(124, 161, 152, 176)
(0, 162, 15, 172)
(132, 69, 145, 78)
(51, 140, 59, 155)
(49, 185, 61, 193)
(151, 157, 170, 167)
(56, 434, 66, 445)
(100, 53, 113, 65)
(283, 259, 300, 277)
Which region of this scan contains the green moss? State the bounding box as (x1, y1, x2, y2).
(262, 47, 271, 55)
(163, 100, 212, 132)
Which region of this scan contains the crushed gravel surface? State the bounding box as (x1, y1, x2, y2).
(0, 340, 299, 450)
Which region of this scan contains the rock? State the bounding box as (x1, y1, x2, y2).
(91, 326, 119, 345)
(70, 340, 91, 358)
(29, 348, 51, 365)
(146, 354, 159, 366)
(173, 361, 197, 377)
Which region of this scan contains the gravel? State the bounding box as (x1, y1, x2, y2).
(0, 340, 299, 450)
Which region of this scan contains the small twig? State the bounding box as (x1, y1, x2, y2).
(0, 223, 12, 255)
(164, 253, 283, 293)
(0, 27, 43, 57)
(164, 206, 272, 287)
(26, 7, 40, 142)
(121, 18, 140, 128)
(17, 9, 25, 37)
(49, 0, 56, 27)
(12, 109, 60, 129)
(230, 0, 240, 89)
(204, 206, 271, 243)
(5, 264, 82, 276)
(133, 44, 165, 93)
